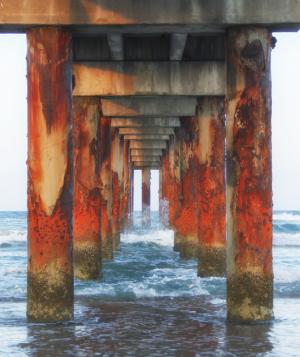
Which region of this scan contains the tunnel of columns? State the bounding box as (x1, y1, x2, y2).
(2, 0, 300, 324)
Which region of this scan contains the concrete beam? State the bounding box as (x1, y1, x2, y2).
(132, 157, 161, 163)
(107, 34, 124, 61)
(1, 1, 300, 32)
(73, 62, 225, 96)
(130, 140, 167, 150)
(134, 162, 160, 169)
(119, 127, 174, 135)
(124, 134, 170, 141)
(131, 149, 163, 156)
(102, 98, 197, 117)
(170, 34, 187, 61)
(111, 118, 180, 128)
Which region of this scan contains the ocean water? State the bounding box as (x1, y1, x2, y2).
(0, 211, 300, 356)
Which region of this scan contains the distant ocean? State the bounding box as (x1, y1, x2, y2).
(0, 211, 300, 356)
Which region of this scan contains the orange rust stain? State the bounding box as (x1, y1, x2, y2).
(111, 171, 120, 236)
(99, 114, 112, 245)
(234, 87, 272, 273)
(173, 118, 201, 239)
(227, 30, 273, 275)
(161, 146, 181, 226)
(73, 98, 101, 247)
(27, 28, 72, 273)
(198, 99, 226, 249)
(121, 141, 130, 223)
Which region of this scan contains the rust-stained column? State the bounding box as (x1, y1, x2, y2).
(121, 141, 130, 228)
(73, 97, 101, 280)
(142, 168, 151, 225)
(118, 137, 125, 231)
(174, 118, 200, 259)
(128, 166, 134, 226)
(27, 28, 73, 321)
(162, 135, 181, 229)
(226, 28, 273, 322)
(100, 115, 113, 260)
(111, 128, 122, 250)
(197, 97, 226, 277)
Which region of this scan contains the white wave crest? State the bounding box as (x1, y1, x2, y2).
(121, 229, 174, 246)
(273, 212, 300, 222)
(274, 233, 300, 246)
(0, 230, 26, 244)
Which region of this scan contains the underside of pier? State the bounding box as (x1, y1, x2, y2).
(2, 0, 300, 323)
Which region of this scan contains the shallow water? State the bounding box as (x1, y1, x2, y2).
(0, 211, 300, 356)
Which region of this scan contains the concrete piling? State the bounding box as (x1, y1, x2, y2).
(27, 28, 74, 321)
(73, 97, 102, 280)
(100, 115, 113, 260)
(111, 128, 122, 250)
(142, 168, 151, 225)
(197, 97, 226, 277)
(226, 28, 273, 322)
(173, 118, 201, 259)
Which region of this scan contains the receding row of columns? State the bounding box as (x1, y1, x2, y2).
(26, 26, 273, 323)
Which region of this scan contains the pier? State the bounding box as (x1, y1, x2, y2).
(1, 0, 300, 323)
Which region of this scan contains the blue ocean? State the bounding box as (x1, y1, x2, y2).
(0, 211, 300, 356)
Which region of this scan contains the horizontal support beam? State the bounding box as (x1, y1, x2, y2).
(133, 163, 160, 169)
(124, 134, 170, 141)
(107, 34, 124, 61)
(130, 141, 167, 149)
(119, 127, 174, 135)
(133, 161, 160, 165)
(170, 34, 188, 61)
(73, 62, 225, 96)
(102, 97, 197, 117)
(131, 149, 163, 156)
(1, 1, 300, 32)
(131, 155, 161, 161)
(111, 118, 180, 128)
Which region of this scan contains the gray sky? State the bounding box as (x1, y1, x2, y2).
(0, 32, 299, 211)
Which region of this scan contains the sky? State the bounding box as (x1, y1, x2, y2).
(0, 32, 300, 211)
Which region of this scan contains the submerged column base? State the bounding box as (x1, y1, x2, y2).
(198, 246, 226, 277)
(74, 243, 102, 280)
(174, 233, 198, 259)
(27, 271, 73, 322)
(227, 272, 273, 322)
(112, 232, 121, 251)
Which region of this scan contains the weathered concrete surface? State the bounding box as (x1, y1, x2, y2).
(27, 28, 73, 322)
(1, 1, 300, 31)
(130, 140, 167, 149)
(111, 128, 122, 250)
(133, 161, 160, 166)
(170, 34, 187, 60)
(73, 62, 225, 96)
(111, 118, 180, 128)
(119, 127, 174, 135)
(173, 118, 201, 259)
(100, 116, 113, 260)
(121, 141, 131, 229)
(196, 97, 226, 277)
(161, 134, 181, 231)
(107, 34, 124, 60)
(102, 98, 197, 117)
(134, 163, 160, 169)
(124, 135, 170, 141)
(131, 149, 163, 156)
(131, 156, 161, 162)
(142, 168, 151, 225)
(226, 28, 273, 322)
(73, 97, 102, 280)
(118, 136, 125, 232)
